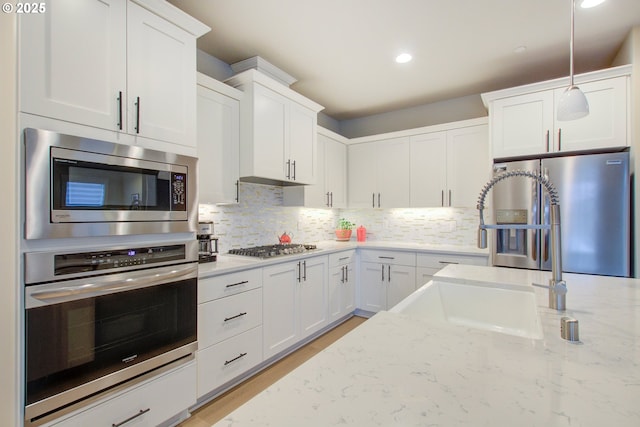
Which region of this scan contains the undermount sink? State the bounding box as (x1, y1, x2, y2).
(390, 280, 544, 339)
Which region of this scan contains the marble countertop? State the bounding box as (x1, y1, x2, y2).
(199, 241, 489, 279)
(213, 265, 640, 426)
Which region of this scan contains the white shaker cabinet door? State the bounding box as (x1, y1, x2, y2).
(298, 256, 328, 339)
(262, 262, 299, 360)
(446, 125, 490, 208)
(491, 91, 554, 159)
(376, 137, 411, 208)
(348, 143, 378, 208)
(251, 84, 288, 180)
(288, 102, 317, 184)
(197, 82, 240, 204)
(553, 76, 628, 153)
(127, 2, 196, 147)
(20, 0, 126, 131)
(324, 136, 348, 208)
(410, 132, 447, 207)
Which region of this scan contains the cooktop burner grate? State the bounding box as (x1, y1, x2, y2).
(228, 244, 317, 258)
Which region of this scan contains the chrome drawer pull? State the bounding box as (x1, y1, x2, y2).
(226, 280, 249, 288)
(378, 256, 395, 260)
(112, 408, 150, 427)
(438, 261, 459, 265)
(224, 312, 247, 322)
(224, 352, 248, 366)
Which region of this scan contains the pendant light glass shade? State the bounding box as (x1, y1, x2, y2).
(557, 85, 589, 121)
(556, 0, 589, 121)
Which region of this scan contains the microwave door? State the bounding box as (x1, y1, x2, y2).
(491, 160, 541, 270)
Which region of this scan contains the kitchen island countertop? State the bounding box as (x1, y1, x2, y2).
(213, 264, 640, 426)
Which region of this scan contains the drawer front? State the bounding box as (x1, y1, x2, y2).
(417, 252, 488, 269)
(328, 250, 356, 267)
(199, 268, 262, 303)
(197, 326, 263, 397)
(51, 361, 195, 427)
(199, 288, 263, 348)
(360, 249, 416, 266)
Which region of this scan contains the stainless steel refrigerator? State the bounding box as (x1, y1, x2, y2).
(491, 151, 630, 277)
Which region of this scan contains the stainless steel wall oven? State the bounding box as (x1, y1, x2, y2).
(24, 128, 198, 239)
(23, 241, 198, 425)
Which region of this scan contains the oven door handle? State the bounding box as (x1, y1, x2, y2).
(26, 263, 198, 308)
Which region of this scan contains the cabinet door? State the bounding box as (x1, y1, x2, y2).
(20, 0, 126, 131)
(410, 132, 447, 207)
(328, 266, 343, 321)
(324, 136, 347, 208)
(252, 84, 288, 181)
(358, 262, 385, 313)
(342, 262, 356, 315)
(288, 103, 317, 184)
(197, 84, 240, 204)
(446, 125, 490, 207)
(491, 91, 554, 159)
(298, 257, 328, 339)
(348, 143, 378, 208)
(387, 264, 417, 309)
(376, 137, 411, 208)
(263, 263, 299, 359)
(553, 77, 628, 152)
(127, 2, 196, 147)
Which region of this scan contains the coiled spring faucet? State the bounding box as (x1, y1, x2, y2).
(477, 170, 567, 311)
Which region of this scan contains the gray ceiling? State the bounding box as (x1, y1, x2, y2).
(168, 0, 640, 121)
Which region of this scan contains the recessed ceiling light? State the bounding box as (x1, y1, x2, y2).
(395, 53, 412, 64)
(581, 0, 606, 8)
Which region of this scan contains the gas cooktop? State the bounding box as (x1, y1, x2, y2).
(228, 244, 317, 258)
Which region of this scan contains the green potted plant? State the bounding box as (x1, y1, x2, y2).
(335, 218, 355, 241)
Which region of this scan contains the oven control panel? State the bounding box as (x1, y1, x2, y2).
(53, 245, 185, 276)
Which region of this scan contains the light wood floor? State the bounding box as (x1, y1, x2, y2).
(179, 316, 367, 427)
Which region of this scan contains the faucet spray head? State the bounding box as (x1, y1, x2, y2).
(478, 227, 487, 249)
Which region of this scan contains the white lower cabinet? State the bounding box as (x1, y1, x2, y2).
(197, 268, 263, 398)
(359, 250, 417, 312)
(328, 250, 356, 321)
(416, 252, 489, 287)
(263, 255, 328, 360)
(49, 361, 195, 427)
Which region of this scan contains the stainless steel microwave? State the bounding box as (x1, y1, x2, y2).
(24, 128, 198, 239)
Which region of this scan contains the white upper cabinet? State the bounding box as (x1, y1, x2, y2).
(410, 125, 489, 208)
(20, 0, 209, 150)
(348, 137, 410, 208)
(20, 0, 127, 131)
(197, 73, 242, 204)
(225, 70, 324, 185)
(484, 67, 630, 159)
(283, 128, 347, 208)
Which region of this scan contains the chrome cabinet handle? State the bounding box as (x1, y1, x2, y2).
(378, 193, 381, 207)
(134, 96, 140, 134)
(112, 408, 150, 427)
(545, 130, 550, 152)
(381, 264, 385, 281)
(286, 159, 291, 179)
(345, 265, 349, 282)
(558, 128, 562, 151)
(372, 193, 375, 208)
(330, 192, 333, 207)
(235, 180, 239, 202)
(224, 312, 247, 322)
(438, 261, 459, 265)
(449, 189, 452, 207)
(224, 352, 248, 366)
(378, 256, 395, 260)
(341, 265, 345, 283)
(297, 261, 301, 282)
(117, 91, 123, 130)
(326, 192, 331, 207)
(441, 190, 444, 207)
(292, 160, 296, 180)
(303, 260, 307, 281)
(388, 265, 391, 282)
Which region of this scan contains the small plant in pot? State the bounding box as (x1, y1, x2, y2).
(335, 218, 355, 241)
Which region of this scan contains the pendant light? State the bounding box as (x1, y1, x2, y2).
(556, 0, 589, 121)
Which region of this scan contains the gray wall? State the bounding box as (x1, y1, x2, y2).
(196, 50, 487, 138)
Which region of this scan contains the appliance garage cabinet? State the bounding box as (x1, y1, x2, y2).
(483, 66, 630, 159)
(263, 255, 329, 360)
(20, 0, 209, 152)
(410, 124, 489, 207)
(283, 128, 348, 208)
(225, 69, 324, 185)
(358, 250, 417, 313)
(197, 73, 242, 204)
(197, 268, 264, 399)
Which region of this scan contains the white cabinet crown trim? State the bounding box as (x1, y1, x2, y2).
(132, 0, 210, 36)
(197, 73, 243, 100)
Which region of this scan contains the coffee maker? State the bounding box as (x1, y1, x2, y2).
(197, 221, 219, 263)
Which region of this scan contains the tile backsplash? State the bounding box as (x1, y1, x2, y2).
(198, 182, 480, 252)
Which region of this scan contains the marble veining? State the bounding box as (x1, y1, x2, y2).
(212, 265, 640, 427)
